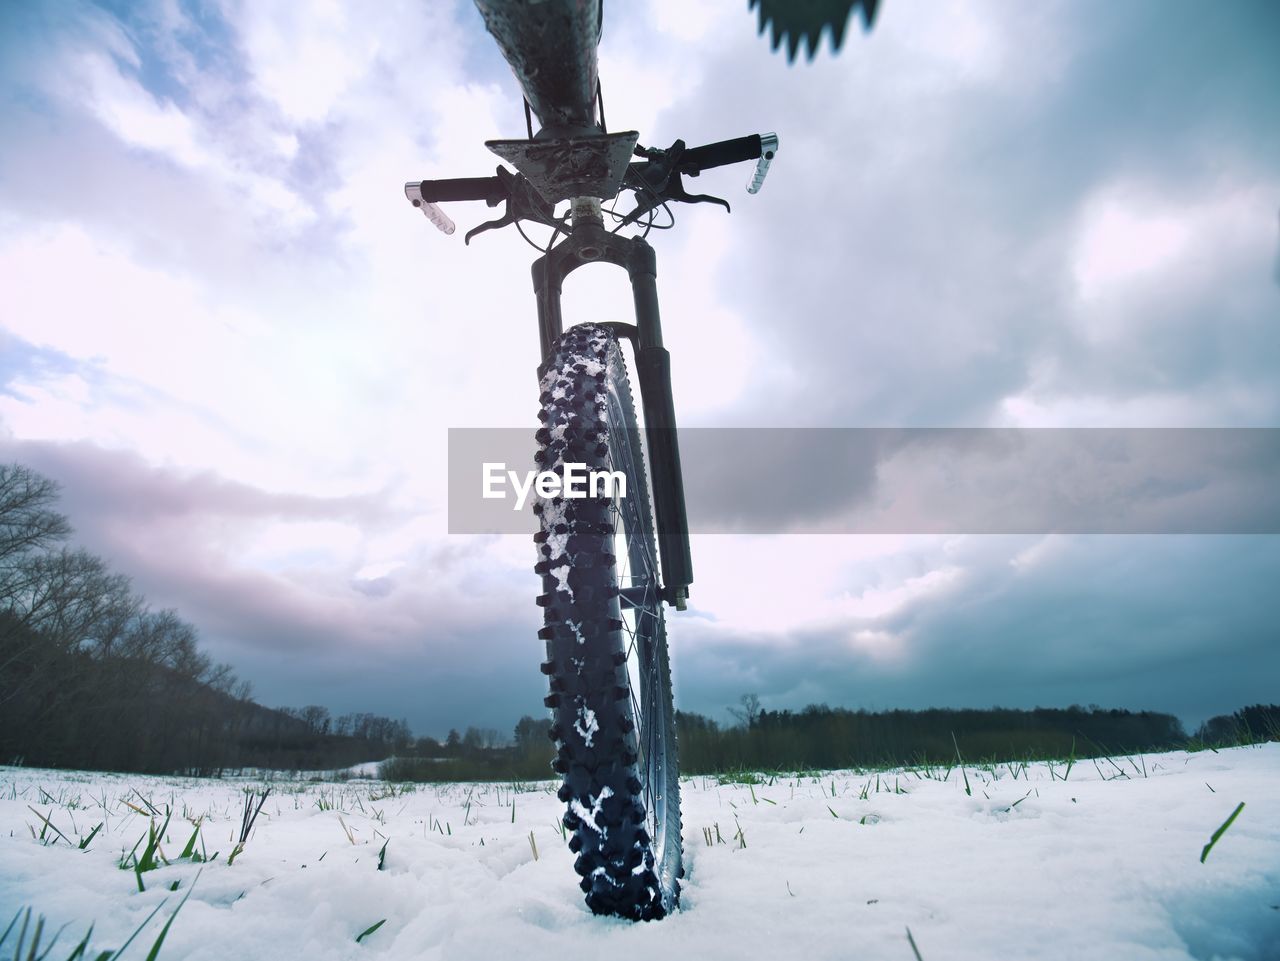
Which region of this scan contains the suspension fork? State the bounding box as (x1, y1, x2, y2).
(531, 214, 693, 609)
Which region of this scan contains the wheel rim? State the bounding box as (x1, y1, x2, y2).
(604, 375, 678, 909)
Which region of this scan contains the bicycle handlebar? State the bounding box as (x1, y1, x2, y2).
(406, 131, 778, 237)
(680, 133, 779, 195)
(680, 134, 766, 172)
(415, 176, 507, 204)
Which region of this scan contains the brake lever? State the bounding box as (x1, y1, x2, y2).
(618, 171, 730, 228)
(664, 173, 731, 213)
(620, 141, 731, 228)
(464, 167, 567, 245)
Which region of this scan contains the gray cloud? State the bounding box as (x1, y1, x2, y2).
(220, 620, 548, 737)
(0, 436, 400, 652)
(652, 1, 1280, 428)
(673, 535, 1280, 733)
(1274, 210, 1280, 288)
(0, 435, 551, 733)
(2, 436, 396, 526)
(5, 404, 1276, 739)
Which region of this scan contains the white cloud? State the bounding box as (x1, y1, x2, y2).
(649, 0, 733, 45)
(30, 3, 315, 231)
(834, 565, 961, 620)
(1071, 179, 1273, 313)
(1009, 534, 1064, 573)
(232, 0, 371, 126)
(847, 627, 906, 664)
(1072, 191, 1193, 306)
(684, 533, 954, 639)
(76, 49, 212, 168)
(997, 387, 1279, 428)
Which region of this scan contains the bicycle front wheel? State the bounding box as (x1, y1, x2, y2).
(533, 323, 682, 921)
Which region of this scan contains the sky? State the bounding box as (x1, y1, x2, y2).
(1, 0, 1278, 738)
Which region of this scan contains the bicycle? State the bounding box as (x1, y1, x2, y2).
(403, 0, 777, 921)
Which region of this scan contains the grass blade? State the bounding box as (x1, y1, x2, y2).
(239, 789, 270, 845)
(907, 926, 925, 960)
(951, 733, 972, 797)
(179, 820, 203, 860)
(108, 897, 169, 959)
(355, 919, 386, 944)
(64, 924, 95, 961)
(1, 907, 21, 947)
(1200, 801, 1245, 863)
(79, 823, 104, 851)
(26, 806, 72, 846)
(143, 875, 197, 961)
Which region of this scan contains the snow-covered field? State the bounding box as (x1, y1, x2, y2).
(2, 745, 1277, 961)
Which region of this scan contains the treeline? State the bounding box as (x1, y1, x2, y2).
(0, 463, 411, 774)
(673, 700, 1190, 774)
(1195, 704, 1280, 746)
(380, 715, 555, 782)
(240, 704, 415, 772)
(375, 702, 1206, 784)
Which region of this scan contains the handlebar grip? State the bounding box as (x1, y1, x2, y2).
(416, 177, 507, 204)
(680, 135, 764, 171)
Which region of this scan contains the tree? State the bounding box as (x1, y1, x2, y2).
(0, 464, 443, 774)
(415, 735, 443, 755)
(462, 726, 501, 754)
(0, 464, 71, 573)
(298, 705, 331, 737)
(514, 715, 552, 752)
(6, 549, 132, 648)
(728, 693, 763, 729)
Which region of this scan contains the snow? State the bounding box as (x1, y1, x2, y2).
(2, 745, 1278, 960)
(568, 786, 614, 839)
(550, 562, 572, 595)
(574, 705, 599, 748)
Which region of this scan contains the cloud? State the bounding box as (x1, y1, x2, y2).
(675, 534, 1280, 731)
(650, 1, 1280, 429)
(0, 435, 548, 726)
(1273, 209, 1280, 288)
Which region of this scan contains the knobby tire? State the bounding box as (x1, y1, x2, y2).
(533, 323, 682, 921)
